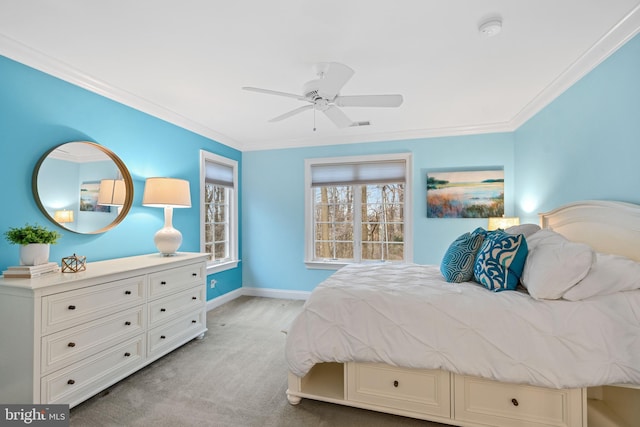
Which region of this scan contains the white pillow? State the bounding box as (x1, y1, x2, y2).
(563, 252, 640, 301)
(505, 223, 541, 238)
(521, 230, 594, 300)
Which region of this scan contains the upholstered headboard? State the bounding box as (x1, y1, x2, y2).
(540, 200, 640, 262)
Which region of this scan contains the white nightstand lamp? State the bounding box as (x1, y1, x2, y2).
(142, 177, 192, 256)
(487, 216, 520, 231)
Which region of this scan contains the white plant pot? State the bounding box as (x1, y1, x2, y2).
(20, 243, 50, 266)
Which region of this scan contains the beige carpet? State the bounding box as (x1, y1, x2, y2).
(70, 296, 445, 427)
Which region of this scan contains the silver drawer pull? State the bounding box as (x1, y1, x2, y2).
(67, 379, 75, 385)
(511, 398, 519, 407)
(67, 342, 76, 348)
(393, 380, 399, 388)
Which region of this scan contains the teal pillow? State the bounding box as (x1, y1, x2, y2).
(440, 230, 486, 283)
(473, 231, 528, 291)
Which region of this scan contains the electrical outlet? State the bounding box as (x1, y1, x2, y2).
(210, 279, 217, 289)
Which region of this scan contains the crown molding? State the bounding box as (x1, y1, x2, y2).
(2, 3, 639, 154)
(240, 121, 515, 151)
(0, 33, 241, 150)
(508, 3, 640, 129)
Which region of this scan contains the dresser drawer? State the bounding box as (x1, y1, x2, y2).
(147, 310, 206, 359)
(41, 306, 145, 374)
(42, 276, 145, 334)
(148, 262, 204, 300)
(41, 335, 145, 405)
(148, 286, 205, 328)
(347, 363, 451, 417)
(453, 375, 584, 427)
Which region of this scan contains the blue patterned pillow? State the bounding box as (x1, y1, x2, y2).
(473, 231, 528, 291)
(440, 230, 486, 283)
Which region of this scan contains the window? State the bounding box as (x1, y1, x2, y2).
(200, 150, 239, 273)
(305, 153, 412, 269)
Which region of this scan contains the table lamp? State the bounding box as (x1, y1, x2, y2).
(142, 177, 191, 256)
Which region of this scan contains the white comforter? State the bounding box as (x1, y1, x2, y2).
(285, 263, 640, 389)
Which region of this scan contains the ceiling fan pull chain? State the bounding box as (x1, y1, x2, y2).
(313, 106, 316, 131)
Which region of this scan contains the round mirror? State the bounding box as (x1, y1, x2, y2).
(32, 141, 134, 234)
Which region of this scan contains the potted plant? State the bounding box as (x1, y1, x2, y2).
(4, 223, 62, 266)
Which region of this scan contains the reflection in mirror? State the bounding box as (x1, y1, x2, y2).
(33, 141, 133, 234)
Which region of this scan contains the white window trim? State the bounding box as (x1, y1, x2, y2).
(304, 152, 413, 270)
(200, 150, 239, 274)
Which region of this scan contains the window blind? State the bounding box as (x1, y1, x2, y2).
(310, 160, 406, 187)
(205, 161, 234, 188)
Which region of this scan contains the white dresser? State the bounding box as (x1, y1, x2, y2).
(0, 252, 208, 408)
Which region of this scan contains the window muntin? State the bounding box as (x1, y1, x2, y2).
(200, 151, 238, 273)
(306, 153, 412, 269)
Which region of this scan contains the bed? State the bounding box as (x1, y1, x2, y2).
(284, 200, 640, 427)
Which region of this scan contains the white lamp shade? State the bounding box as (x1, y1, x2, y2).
(487, 217, 520, 231)
(98, 179, 126, 206)
(142, 177, 191, 208)
(54, 209, 74, 223)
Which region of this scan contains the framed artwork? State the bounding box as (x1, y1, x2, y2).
(426, 168, 504, 218)
(80, 181, 111, 212)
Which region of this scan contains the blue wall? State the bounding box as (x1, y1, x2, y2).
(2, 31, 638, 298)
(242, 133, 515, 291)
(514, 33, 640, 221)
(0, 55, 242, 300)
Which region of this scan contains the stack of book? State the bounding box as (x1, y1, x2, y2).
(2, 262, 60, 278)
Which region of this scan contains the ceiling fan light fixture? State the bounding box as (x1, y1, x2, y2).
(479, 17, 502, 38)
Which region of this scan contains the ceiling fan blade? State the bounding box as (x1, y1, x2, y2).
(242, 86, 307, 101)
(317, 62, 355, 100)
(268, 105, 314, 122)
(323, 105, 354, 128)
(335, 94, 403, 108)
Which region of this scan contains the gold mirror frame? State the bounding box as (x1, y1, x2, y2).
(32, 141, 134, 234)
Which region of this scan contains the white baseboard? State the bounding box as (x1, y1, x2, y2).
(206, 287, 310, 311)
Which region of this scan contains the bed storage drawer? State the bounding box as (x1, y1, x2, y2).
(347, 363, 451, 417)
(453, 375, 585, 427)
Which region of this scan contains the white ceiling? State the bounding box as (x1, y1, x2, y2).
(1, 1, 639, 151)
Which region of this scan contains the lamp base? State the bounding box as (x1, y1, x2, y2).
(154, 226, 182, 256)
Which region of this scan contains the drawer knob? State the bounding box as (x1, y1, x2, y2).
(68, 305, 76, 310)
(511, 398, 519, 407)
(67, 379, 75, 385)
(160, 308, 166, 312)
(192, 320, 197, 324)
(393, 380, 399, 388)
(67, 342, 76, 348)
(125, 321, 131, 326)
(192, 273, 197, 277)
(160, 281, 167, 285)
(125, 290, 132, 295)
(160, 335, 166, 339)
(192, 296, 197, 300)
(124, 352, 131, 357)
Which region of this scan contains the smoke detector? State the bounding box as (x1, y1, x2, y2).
(479, 17, 503, 37)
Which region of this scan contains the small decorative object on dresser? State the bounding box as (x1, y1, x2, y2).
(4, 223, 62, 266)
(61, 254, 87, 273)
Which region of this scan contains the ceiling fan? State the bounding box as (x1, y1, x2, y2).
(242, 62, 403, 129)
